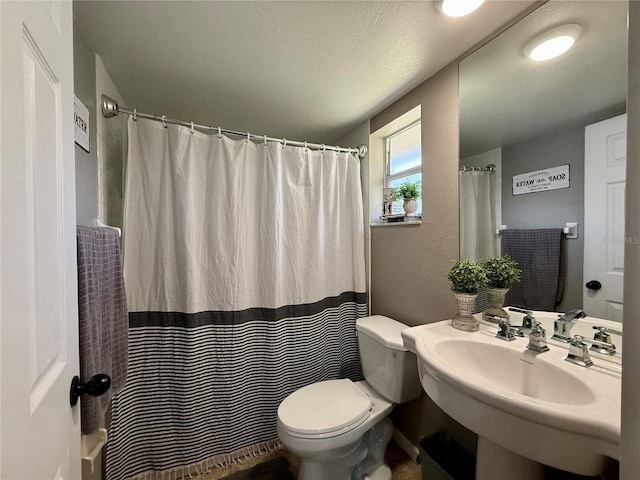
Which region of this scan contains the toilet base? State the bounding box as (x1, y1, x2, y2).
(296, 416, 394, 480)
(362, 464, 391, 480)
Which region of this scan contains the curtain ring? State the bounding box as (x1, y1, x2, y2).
(282, 138, 287, 149)
(304, 141, 308, 150)
(218, 127, 222, 139)
(133, 108, 137, 121)
(335, 146, 340, 154)
(263, 134, 267, 146)
(161, 115, 167, 128)
(246, 132, 251, 143)
(190, 121, 195, 134)
(321, 144, 326, 152)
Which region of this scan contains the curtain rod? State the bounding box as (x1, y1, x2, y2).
(459, 163, 496, 173)
(100, 95, 367, 160)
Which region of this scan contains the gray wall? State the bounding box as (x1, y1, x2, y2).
(501, 125, 585, 312)
(370, 63, 459, 327)
(501, 112, 624, 313)
(73, 24, 98, 226)
(368, 63, 474, 451)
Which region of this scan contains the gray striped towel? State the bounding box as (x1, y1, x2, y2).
(77, 226, 129, 434)
(502, 228, 565, 311)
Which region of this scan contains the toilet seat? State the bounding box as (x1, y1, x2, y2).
(278, 379, 372, 438)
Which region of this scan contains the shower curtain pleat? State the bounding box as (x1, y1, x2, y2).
(106, 118, 367, 480)
(459, 170, 498, 260)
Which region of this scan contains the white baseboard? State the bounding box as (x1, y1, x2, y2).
(392, 428, 420, 462)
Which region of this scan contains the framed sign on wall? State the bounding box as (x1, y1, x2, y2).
(512, 164, 569, 195)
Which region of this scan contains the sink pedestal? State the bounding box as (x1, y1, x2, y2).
(476, 437, 545, 480)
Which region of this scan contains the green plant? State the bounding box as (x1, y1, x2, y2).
(482, 254, 521, 289)
(447, 258, 487, 294)
(392, 179, 421, 200)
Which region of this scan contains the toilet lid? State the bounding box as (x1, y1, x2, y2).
(278, 379, 372, 435)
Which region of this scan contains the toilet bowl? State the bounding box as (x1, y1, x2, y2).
(276, 316, 421, 480)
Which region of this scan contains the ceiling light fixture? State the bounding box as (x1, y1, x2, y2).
(439, 0, 486, 18)
(524, 24, 582, 61)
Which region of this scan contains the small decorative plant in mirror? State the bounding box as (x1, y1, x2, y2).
(481, 255, 521, 323)
(392, 180, 421, 216)
(447, 258, 487, 332)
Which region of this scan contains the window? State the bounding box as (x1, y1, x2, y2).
(385, 121, 422, 215)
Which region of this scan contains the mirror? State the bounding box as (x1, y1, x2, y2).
(459, 1, 628, 321)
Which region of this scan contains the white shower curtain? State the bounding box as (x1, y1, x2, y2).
(106, 118, 367, 480)
(459, 170, 497, 260)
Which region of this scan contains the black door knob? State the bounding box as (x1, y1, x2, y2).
(70, 374, 111, 407)
(586, 280, 602, 291)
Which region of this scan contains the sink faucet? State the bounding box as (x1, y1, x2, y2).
(590, 326, 622, 355)
(495, 319, 516, 341)
(506, 308, 534, 337)
(500, 309, 549, 353)
(552, 309, 587, 342)
(565, 335, 616, 367)
(522, 321, 550, 353)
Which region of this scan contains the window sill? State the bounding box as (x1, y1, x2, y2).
(371, 218, 422, 228)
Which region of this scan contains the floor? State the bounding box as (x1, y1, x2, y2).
(193, 440, 421, 480)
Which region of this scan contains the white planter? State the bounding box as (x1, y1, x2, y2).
(403, 198, 418, 216)
(451, 292, 479, 332)
(482, 287, 510, 323)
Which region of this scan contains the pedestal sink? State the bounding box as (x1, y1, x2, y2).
(402, 319, 620, 479)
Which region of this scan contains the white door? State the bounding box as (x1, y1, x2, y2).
(583, 114, 627, 322)
(1, 1, 81, 479)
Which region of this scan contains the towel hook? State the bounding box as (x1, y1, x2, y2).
(161, 115, 167, 128)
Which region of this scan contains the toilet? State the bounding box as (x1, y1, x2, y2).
(276, 315, 421, 480)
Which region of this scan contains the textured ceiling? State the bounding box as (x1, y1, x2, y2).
(73, 0, 536, 144)
(460, 0, 628, 158)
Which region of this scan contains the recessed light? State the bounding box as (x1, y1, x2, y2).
(440, 0, 486, 18)
(524, 24, 582, 61)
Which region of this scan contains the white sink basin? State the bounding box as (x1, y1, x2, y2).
(434, 338, 595, 405)
(402, 320, 620, 477)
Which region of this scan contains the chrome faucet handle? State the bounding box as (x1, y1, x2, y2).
(591, 326, 620, 355)
(592, 325, 623, 337)
(559, 309, 587, 321)
(524, 322, 549, 353)
(565, 335, 617, 367)
(552, 309, 586, 342)
(522, 314, 535, 330)
(495, 319, 516, 342)
(484, 311, 508, 322)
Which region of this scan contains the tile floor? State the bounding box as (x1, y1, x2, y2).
(193, 440, 421, 480)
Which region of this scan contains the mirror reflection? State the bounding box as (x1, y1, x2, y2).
(459, 1, 628, 321)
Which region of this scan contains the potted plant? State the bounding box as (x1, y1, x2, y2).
(447, 258, 487, 332)
(392, 180, 421, 216)
(481, 255, 521, 323)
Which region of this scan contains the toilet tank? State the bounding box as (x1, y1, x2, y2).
(355, 315, 421, 404)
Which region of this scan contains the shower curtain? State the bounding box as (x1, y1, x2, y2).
(459, 170, 498, 260)
(106, 118, 367, 480)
